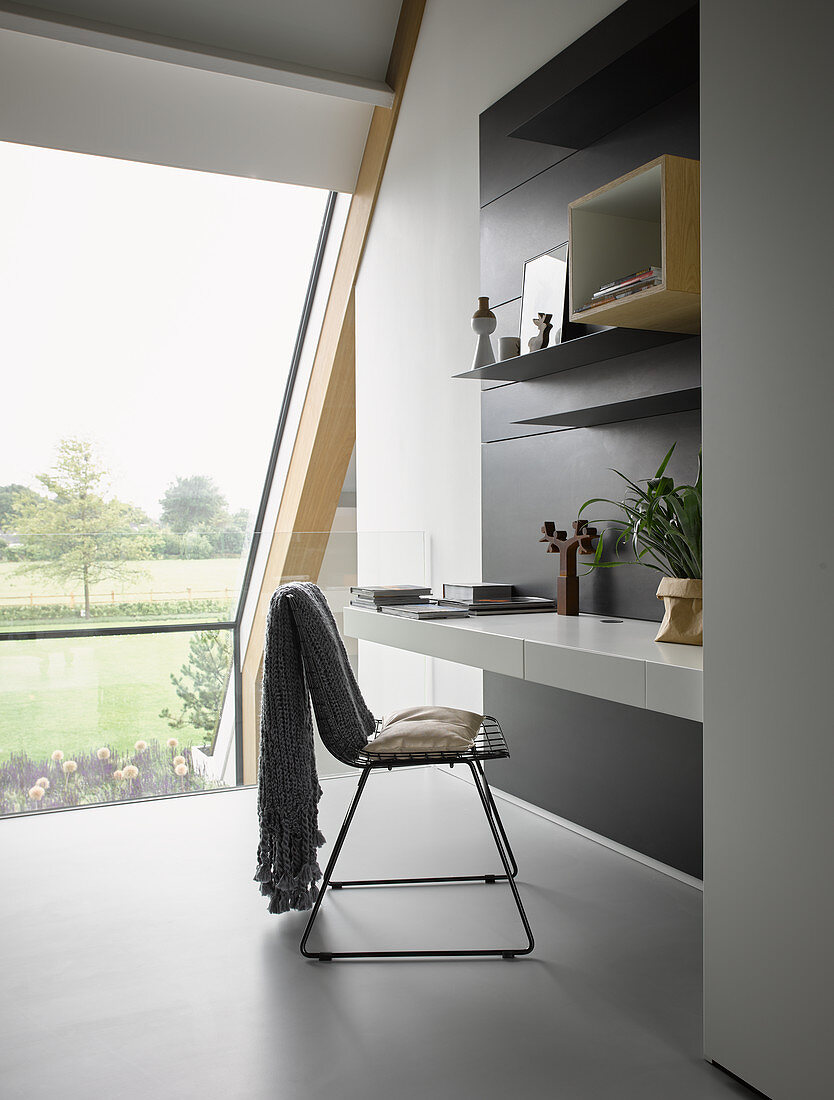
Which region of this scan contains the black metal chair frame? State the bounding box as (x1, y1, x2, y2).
(300, 716, 535, 961)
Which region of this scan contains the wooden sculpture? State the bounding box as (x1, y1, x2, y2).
(539, 520, 599, 615)
(527, 312, 553, 352)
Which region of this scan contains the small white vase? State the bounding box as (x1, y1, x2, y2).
(498, 336, 521, 360)
(471, 297, 496, 369)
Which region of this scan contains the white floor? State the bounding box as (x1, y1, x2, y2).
(1, 769, 755, 1100)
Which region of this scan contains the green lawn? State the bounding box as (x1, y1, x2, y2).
(0, 631, 230, 763)
(0, 557, 244, 604)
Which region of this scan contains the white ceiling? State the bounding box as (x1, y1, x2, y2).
(0, 1, 404, 190)
(12, 0, 403, 80)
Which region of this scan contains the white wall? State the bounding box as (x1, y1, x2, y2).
(354, 0, 619, 715)
(701, 3, 834, 1098)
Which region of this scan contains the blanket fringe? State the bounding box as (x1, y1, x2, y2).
(264, 880, 320, 914)
(254, 858, 322, 914)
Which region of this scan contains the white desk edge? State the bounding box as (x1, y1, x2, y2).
(343, 606, 703, 723)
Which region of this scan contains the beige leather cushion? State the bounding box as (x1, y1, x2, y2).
(363, 705, 484, 754)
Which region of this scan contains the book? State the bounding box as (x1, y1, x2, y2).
(350, 594, 428, 607)
(468, 605, 556, 615)
(597, 266, 662, 293)
(595, 278, 662, 302)
(592, 270, 663, 299)
(578, 278, 661, 312)
(437, 595, 555, 612)
(379, 603, 470, 620)
(466, 596, 556, 615)
(442, 582, 514, 602)
(613, 279, 661, 298)
(350, 585, 431, 600)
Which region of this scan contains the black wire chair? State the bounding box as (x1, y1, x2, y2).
(300, 715, 535, 960)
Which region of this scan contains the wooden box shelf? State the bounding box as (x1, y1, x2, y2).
(569, 154, 700, 334)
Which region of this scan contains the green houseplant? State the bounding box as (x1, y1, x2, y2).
(579, 444, 702, 645)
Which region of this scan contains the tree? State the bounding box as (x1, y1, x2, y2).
(14, 439, 155, 617)
(160, 631, 232, 747)
(200, 510, 249, 556)
(180, 529, 214, 559)
(0, 484, 41, 532)
(159, 476, 228, 534)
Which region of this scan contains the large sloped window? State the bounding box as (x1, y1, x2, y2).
(0, 140, 333, 814)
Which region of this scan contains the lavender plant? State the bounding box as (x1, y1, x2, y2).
(1, 739, 224, 815)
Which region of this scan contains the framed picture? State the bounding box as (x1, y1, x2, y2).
(520, 242, 569, 354)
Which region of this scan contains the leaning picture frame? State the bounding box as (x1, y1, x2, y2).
(519, 242, 570, 354)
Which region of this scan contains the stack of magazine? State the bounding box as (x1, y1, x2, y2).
(577, 265, 662, 312)
(349, 585, 468, 619)
(438, 583, 555, 615)
(349, 585, 431, 609)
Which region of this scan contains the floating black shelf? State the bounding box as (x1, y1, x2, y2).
(510, 2, 698, 150)
(454, 328, 692, 384)
(515, 385, 701, 430)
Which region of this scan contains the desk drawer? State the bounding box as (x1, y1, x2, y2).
(524, 639, 645, 709)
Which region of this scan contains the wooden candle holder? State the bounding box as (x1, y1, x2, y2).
(539, 519, 598, 615)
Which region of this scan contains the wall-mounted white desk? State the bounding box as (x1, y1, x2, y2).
(343, 606, 703, 722)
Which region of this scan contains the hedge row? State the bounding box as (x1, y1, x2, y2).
(0, 599, 232, 624)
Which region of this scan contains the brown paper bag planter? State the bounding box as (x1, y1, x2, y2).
(655, 578, 702, 645)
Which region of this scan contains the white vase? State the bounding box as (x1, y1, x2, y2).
(471, 297, 496, 369)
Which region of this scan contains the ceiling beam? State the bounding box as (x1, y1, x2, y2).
(0, 1, 395, 107)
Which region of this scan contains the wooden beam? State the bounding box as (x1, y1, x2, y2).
(240, 0, 425, 782)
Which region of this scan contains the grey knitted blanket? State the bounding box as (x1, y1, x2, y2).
(254, 582, 375, 914)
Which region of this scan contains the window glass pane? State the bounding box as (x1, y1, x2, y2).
(0, 141, 329, 631)
(0, 141, 335, 813)
(0, 629, 232, 814)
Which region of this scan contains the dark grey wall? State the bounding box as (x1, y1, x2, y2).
(481, 82, 701, 623)
(485, 675, 703, 876)
(483, 407, 701, 619)
(480, 1, 702, 877)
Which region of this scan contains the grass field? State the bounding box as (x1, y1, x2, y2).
(0, 631, 231, 762)
(0, 557, 244, 605)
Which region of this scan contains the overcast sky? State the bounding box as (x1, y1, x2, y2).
(0, 140, 328, 519)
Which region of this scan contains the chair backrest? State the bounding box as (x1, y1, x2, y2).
(271, 582, 376, 766)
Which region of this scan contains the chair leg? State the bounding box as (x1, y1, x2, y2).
(300, 767, 371, 959)
(466, 761, 534, 957)
(472, 758, 519, 879)
(299, 763, 534, 960)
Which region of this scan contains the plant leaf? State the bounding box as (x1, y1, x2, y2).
(581, 442, 701, 580)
